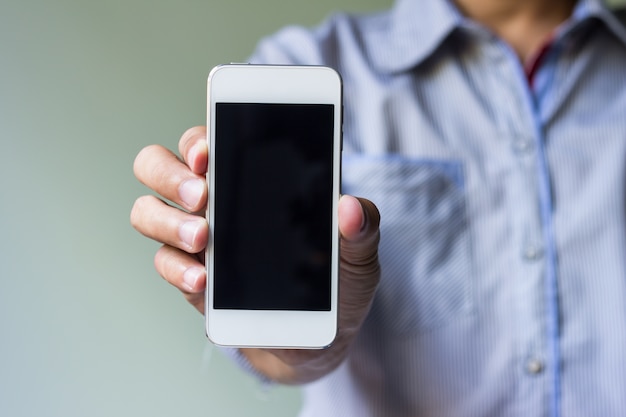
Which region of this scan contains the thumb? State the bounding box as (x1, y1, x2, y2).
(337, 195, 381, 330)
(338, 194, 381, 268)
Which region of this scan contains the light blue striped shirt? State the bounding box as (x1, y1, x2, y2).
(244, 0, 626, 415)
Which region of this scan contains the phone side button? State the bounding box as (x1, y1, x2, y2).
(341, 104, 344, 150)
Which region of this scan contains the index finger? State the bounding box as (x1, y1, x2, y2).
(179, 126, 208, 175)
(133, 144, 207, 212)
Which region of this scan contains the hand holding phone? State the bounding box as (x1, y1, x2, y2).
(131, 64, 380, 377)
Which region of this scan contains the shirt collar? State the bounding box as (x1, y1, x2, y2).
(566, 0, 626, 46)
(369, 0, 626, 74)
(368, 0, 464, 74)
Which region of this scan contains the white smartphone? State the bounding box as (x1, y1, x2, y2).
(205, 64, 342, 349)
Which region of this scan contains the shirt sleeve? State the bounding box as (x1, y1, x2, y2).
(246, 13, 349, 67)
(218, 346, 273, 385)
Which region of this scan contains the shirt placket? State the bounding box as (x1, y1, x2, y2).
(482, 37, 560, 417)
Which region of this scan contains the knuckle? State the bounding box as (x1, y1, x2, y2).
(130, 195, 160, 232)
(154, 246, 178, 282)
(130, 196, 148, 230)
(134, 145, 162, 177)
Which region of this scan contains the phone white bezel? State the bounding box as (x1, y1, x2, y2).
(205, 64, 342, 349)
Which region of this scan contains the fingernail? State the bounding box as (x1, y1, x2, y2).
(183, 267, 204, 292)
(346, 195, 366, 232)
(189, 139, 206, 161)
(179, 178, 204, 209)
(180, 220, 203, 250)
(188, 142, 203, 171)
(189, 141, 200, 161)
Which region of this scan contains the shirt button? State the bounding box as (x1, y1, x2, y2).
(525, 358, 545, 375)
(523, 244, 543, 261)
(512, 138, 534, 154)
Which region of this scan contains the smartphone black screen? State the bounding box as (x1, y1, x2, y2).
(213, 103, 335, 311)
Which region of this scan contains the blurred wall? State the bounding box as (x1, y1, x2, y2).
(0, 1, 390, 416)
(1, 0, 625, 416)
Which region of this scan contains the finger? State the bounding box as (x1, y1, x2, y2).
(178, 126, 208, 175)
(337, 195, 381, 330)
(134, 144, 207, 212)
(154, 244, 206, 313)
(131, 195, 208, 253)
(338, 195, 381, 262)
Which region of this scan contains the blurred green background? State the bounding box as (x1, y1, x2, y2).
(0, 0, 391, 416)
(2, 0, 625, 416)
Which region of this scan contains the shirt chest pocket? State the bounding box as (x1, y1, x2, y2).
(342, 156, 473, 335)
